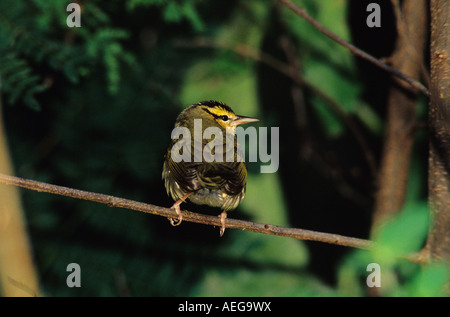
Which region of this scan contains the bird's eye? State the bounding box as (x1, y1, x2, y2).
(219, 115, 229, 121)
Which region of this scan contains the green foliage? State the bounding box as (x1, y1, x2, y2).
(0, 0, 136, 108)
(0, 0, 210, 108)
(126, 0, 205, 31)
(406, 263, 449, 297)
(81, 26, 136, 93)
(372, 204, 428, 259)
(0, 52, 46, 110)
(338, 203, 447, 297)
(283, 0, 361, 137)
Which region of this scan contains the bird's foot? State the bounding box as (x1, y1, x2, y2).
(169, 200, 183, 226)
(219, 211, 227, 237)
(169, 193, 192, 226)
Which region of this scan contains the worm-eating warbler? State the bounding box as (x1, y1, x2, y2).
(162, 100, 258, 236)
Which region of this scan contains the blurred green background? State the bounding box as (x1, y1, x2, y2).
(0, 0, 445, 296)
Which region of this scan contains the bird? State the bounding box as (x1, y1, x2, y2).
(162, 100, 258, 236)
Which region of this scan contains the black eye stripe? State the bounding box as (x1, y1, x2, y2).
(202, 108, 218, 119)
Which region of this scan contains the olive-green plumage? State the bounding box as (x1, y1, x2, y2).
(162, 100, 258, 235)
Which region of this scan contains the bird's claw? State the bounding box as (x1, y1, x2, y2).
(169, 202, 183, 226)
(219, 211, 227, 237)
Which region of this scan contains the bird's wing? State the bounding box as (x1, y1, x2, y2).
(197, 161, 247, 196)
(163, 147, 202, 193)
(164, 135, 247, 196)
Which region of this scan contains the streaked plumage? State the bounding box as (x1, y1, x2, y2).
(162, 100, 258, 235)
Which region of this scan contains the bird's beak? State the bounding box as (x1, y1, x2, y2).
(232, 115, 259, 126)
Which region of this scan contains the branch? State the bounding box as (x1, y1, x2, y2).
(278, 0, 429, 96)
(0, 172, 374, 250)
(390, 0, 431, 89)
(371, 0, 427, 232)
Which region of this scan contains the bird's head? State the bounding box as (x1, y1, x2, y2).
(176, 100, 258, 133)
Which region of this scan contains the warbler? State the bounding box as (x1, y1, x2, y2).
(162, 100, 258, 236)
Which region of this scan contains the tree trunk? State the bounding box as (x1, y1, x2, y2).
(425, 0, 450, 262)
(0, 92, 41, 296)
(372, 0, 427, 233)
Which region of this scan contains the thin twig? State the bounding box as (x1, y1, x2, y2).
(278, 0, 429, 96)
(0, 172, 374, 250)
(0, 173, 432, 264)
